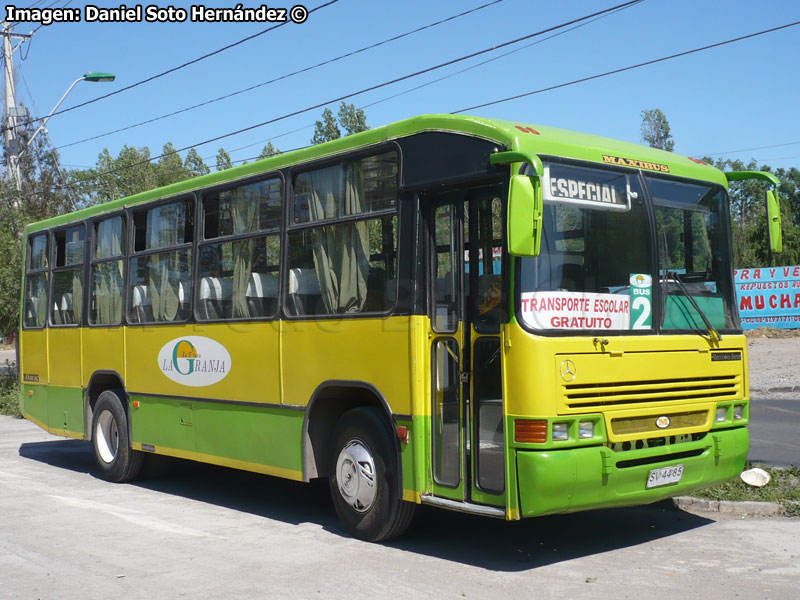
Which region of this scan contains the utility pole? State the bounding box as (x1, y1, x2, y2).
(1, 21, 32, 192)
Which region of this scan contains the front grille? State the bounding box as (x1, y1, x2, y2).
(616, 447, 707, 469)
(606, 432, 706, 452)
(564, 375, 740, 409)
(611, 410, 708, 436)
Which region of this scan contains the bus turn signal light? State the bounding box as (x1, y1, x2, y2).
(396, 425, 409, 444)
(515, 419, 548, 444)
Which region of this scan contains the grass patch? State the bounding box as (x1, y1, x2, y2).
(694, 465, 800, 517)
(0, 367, 21, 418)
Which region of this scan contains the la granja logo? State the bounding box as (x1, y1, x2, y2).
(157, 336, 232, 387)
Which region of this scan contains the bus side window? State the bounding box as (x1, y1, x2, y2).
(23, 233, 49, 329)
(286, 152, 398, 317)
(129, 200, 193, 324)
(52, 224, 86, 326)
(198, 177, 281, 321)
(90, 216, 125, 326)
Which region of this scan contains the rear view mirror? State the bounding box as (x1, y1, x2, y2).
(507, 174, 542, 257)
(724, 170, 782, 254)
(766, 189, 782, 254)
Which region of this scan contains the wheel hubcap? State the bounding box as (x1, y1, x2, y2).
(335, 439, 376, 513)
(95, 410, 119, 464)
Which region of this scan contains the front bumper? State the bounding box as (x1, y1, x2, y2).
(516, 426, 748, 517)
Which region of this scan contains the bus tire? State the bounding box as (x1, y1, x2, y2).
(92, 389, 143, 483)
(329, 407, 415, 542)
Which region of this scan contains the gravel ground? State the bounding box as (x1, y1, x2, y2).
(746, 336, 800, 394)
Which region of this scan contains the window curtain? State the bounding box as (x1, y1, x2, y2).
(33, 274, 48, 327)
(307, 164, 369, 313)
(66, 237, 84, 323)
(231, 187, 259, 318)
(147, 204, 183, 321)
(96, 219, 123, 324)
(70, 271, 84, 324)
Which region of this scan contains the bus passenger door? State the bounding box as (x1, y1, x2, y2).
(466, 190, 506, 506)
(429, 198, 465, 501)
(428, 186, 506, 508)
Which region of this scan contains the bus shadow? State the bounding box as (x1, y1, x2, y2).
(19, 438, 715, 571)
(393, 503, 713, 571)
(19, 439, 96, 474)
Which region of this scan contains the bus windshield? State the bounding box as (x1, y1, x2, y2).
(517, 161, 736, 333)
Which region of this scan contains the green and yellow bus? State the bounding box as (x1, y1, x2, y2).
(18, 114, 782, 541)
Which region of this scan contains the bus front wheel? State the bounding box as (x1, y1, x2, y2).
(92, 389, 143, 483)
(329, 407, 415, 542)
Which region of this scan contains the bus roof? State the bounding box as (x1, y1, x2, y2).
(24, 114, 727, 235)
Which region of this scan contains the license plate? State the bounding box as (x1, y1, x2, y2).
(646, 464, 684, 489)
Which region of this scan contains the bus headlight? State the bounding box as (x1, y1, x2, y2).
(579, 420, 595, 439)
(733, 404, 744, 420)
(552, 422, 569, 441)
(715, 406, 727, 422)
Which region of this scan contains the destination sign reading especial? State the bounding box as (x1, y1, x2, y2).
(543, 163, 632, 210)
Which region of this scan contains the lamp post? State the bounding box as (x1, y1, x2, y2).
(21, 71, 116, 157)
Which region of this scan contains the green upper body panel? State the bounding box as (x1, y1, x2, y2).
(25, 114, 727, 235)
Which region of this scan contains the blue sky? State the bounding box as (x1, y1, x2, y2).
(5, 0, 800, 174)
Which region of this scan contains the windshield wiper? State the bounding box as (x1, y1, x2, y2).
(668, 271, 722, 343)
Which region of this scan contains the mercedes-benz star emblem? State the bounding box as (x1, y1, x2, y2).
(559, 359, 577, 382)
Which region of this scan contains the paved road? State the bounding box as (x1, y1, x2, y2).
(2, 416, 799, 600)
(0, 349, 14, 374)
(749, 397, 800, 467)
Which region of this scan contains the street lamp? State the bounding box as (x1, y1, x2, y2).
(22, 71, 116, 153)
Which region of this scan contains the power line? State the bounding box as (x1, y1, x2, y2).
(146, 1, 641, 163)
(452, 21, 800, 113)
(13, 0, 341, 130)
(69, 0, 647, 185)
(701, 140, 800, 157)
(32, 4, 795, 198)
(54, 0, 507, 151)
(360, 1, 636, 112)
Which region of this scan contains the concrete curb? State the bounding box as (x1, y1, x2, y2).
(671, 495, 785, 517)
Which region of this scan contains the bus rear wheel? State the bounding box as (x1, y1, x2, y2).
(329, 407, 415, 542)
(92, 389, 143, 483)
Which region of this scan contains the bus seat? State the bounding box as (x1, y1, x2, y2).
(385, 279, 397, 308)
(246, 272, 278, 316)
(60, 292, 75, 324)
(365, 267, 386, 312)
(131, 285, 153, 323)
(289, 268, 322, 315)
(51, 300, 63, 325)
(199, 276, 231, 320)
(559, 262, 583, 291)
(26, 297, 39, 324)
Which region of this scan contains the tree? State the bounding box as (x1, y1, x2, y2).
(0, 199, 23, 335)
(640, 108, 674, 152)
(88, 145, 158, 203)
(706, 157, 800, 268)
(311, 102, 370, 145)
(258, 142, 281, 160)
(185, 148, 210, 177)
(156, 142, 187, 187)
(311, 108, 341, 145)
(338, 102, 369, 136)
(215, 148, 233, 171)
